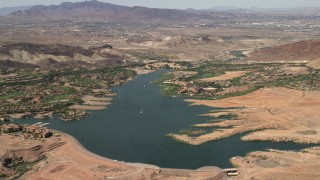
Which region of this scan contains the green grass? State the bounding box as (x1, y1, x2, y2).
(160, 84, 181, 96)
(267, 74, 312, 87)
(15, 163, 28, 172)
(43, 94, 70, 103)
(8, 155, 47, 178)
(9, 161, 34, 178)
(181, 71, 225, 82)
(42, 86, 78, 103)
(179, 129, 207, 135)
(74, 78, 98, 86)
(198, 73, 217, 78)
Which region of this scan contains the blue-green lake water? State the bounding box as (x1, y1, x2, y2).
(14, 70, 312, 169)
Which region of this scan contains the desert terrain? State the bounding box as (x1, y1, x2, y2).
(232, 147, 320, 180)
(171, 87, 320, 145)
(1, 0, 320, 179)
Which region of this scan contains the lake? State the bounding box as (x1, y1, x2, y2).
(14, 70, 312, 169)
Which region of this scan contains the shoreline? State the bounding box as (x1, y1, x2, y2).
(19, 132, 226, 179)
(14, 131, 320, 179)
(169, 87, 320, 145)
(4, 127, 319, 180)
(64, 132, 226, 171)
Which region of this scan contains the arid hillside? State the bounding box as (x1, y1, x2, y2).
(0, 42, 128, 69)
(0, 60, 38, 70)
(247, 40, 320, 65)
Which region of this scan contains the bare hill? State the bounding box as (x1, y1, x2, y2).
(0, 59, 38, 70)
(0, 42, 127, 69)
(247, 40, 320, 63)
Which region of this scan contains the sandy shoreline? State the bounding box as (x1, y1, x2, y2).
(170, 87, 320, 145)
(3, 131, 318, 180)
(18, 132, 225, 179)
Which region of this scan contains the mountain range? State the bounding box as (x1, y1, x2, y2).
(6, 0, 219, 22)
(2, 1, 320, 23)
(0, 6, 31, 16)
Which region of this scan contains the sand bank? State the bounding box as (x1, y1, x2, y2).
(69, 95, 113, 111)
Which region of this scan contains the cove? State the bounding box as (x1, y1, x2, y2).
(14, 70, 313, 169)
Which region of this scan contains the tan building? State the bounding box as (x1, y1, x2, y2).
(0, 124, 21, 133)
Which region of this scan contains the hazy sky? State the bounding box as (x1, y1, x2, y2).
(1, 0, 320, 9)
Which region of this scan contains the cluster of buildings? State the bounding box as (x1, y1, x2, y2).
(0, 124, 21, 133)
(178, 86, 204, 95)
(0, 124, 53, 139)
(0, 73, 72, 116)
(23, 124, 53, 139)
(0, 19, 152, 44)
